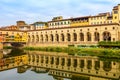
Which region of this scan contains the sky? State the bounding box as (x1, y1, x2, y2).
(0, 0, 120, 27)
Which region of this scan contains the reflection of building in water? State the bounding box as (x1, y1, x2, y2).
(28, 51, 120, 80)
(0, 51, 120, 80)
(0, 51, 3, 59)
(0, 54, 28, 71)
(2, 49, 12, 55)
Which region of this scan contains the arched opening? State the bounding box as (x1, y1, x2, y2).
(28, 35, 30, 42)
(94, 61, 100, 70)
(36, 35, 39, 43)
(67, 33, 71, 41)
(32, 35, 35, 42)
(94, 32, 99, 41)
(103, 31, 111, 41)
(32, 55, 35, 62)
(36, 55, 39, 62)
(67, 58, 71, 67)
(50, 34, 54, 42)
(56, 57, 59, 65)
(61, 58, 65, 66)
(87, 32, 91, 41)
(61, 34, 65, 42)
(41, 56, 44, 63)
(40, 35, 43, 42)
(80, 33, 84, 41)
(73, 59, 77, 67)
(51, 57, 54, 64)
(45, 57, 48, 64)
(45, 34, 48, 42)
(87, 60, 92, 69)
(80, 60, 84, 68)
(103, 61, 112, 72)
(73, 33, 77, 41)
(56, 34, 59, 42)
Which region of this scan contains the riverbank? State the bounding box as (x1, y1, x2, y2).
(23, 46, 120, 58)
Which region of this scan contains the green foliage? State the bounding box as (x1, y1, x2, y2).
(23, 46, 120, 58)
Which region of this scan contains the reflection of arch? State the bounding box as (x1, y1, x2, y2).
(40, 35, 43, 42)
(80, 33, 84, 41)
(45, 34, 48, 42)
(36, 35, 39, 42)
(51, 57, 54, 64)
(67, 58, 71, 66)
(50, 34, 54, 42)
(73, 59, 77, 67)
(87, 60, 92, 69)
(67, 33, 71, 41)
(56, 34, 59, 42)
(56, 57, 59, 65)
(61, 58, 65, 66)
(103, 61, 112, 72)
(80, 60, 84, 68)
(103, 31, 111, 41)
(94, 32, 99, 41)
(95, 61, 100, 70)
(87, 32, 91, 41)
(61, 34, 65, 42)
(73, 33, 77, 41)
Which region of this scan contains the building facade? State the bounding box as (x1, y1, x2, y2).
(0, 4, 120, 46)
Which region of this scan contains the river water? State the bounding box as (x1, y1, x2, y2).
(0, 49, 120, 80)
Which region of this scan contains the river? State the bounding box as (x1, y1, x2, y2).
(0, 48, 120, 80)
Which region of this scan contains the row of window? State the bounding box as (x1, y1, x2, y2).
(91, 21, 112, 25)
(91, 16, 106, 20)
(49, 21, 70, 26)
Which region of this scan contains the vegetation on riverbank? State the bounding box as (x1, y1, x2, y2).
(98, 41, 120, 48)
(23, 46, 120, 58)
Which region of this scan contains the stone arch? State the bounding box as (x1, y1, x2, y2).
(36, 35, 39, 43)
(94, 32, 100, 41)
(40, 35, 43, 42)
(28, 35, 31, 42)
(103, 61, 112, 72)
(61, 33, 65, 42)
(80, 33, 84, 41)
(73, 33, 77, 41)
(32, 35, 35, 42)
(50, 34, 54, 42)
(87, 32, 91, 41)
(67, 33, 71, 41)
(94, 61, 100, 70)
(45, 34, 48, 42)
(55, 34, 59, 42)
(103, 31, 111, 41)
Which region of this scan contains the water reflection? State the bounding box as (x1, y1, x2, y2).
(0, 49, 120, 80)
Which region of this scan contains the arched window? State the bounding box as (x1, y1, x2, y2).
(28, 35, 30, 42)
(94, 32, 99, 41)
(61, 34, 64, 41)
(36, 35, 39, 42)
(80, 33, 84, 41)
(67, 33, 71, 41)
(50, 34, 54, 42)
(103, 31, 111, 41)
(73, 33, 77, 41)
(45, 34, 48, 42)
(32, 35, 35, 42)
(87, 32, 91, 41)
(40, 35, 43, 42)
(56, 34, 59, 42)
